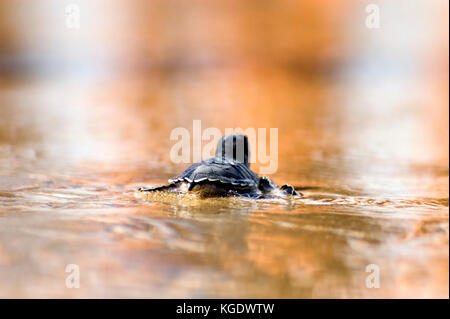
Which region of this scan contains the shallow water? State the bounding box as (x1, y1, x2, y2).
(0, 0, 448, 299)
(0, 74, 448, 298)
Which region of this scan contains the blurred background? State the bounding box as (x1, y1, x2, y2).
(0, 0, 448, 298)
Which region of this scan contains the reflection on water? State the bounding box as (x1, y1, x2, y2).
(0, 0, 448, 298)
(0, 74, 447, 298)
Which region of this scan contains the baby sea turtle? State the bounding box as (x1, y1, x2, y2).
(138, 134, 301, 199)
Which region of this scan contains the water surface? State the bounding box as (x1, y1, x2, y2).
(0, 75, 448, 298)
(0, 0, 448, 298)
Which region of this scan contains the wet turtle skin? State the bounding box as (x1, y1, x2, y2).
(138, 134, 301, 199)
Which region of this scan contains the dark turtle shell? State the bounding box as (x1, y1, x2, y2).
(168, 157, 260, 188)
(138, 134, 301, 198)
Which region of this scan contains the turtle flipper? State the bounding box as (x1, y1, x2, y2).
(138, 183, 179, 193)
(258, 176, 302, 198)
(258, 176, 278, 193)
(280, 184, 302, 197)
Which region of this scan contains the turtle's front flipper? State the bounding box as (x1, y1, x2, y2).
(258, 176, 302, 198)
(138, 183, 179, 193)
(280, 184, 302, 197)
(258, 176, 278, 193)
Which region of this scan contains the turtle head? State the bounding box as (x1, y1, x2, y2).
(215, 134, 250, 167)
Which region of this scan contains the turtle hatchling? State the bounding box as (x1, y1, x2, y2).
(138, 134, 301, 199)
